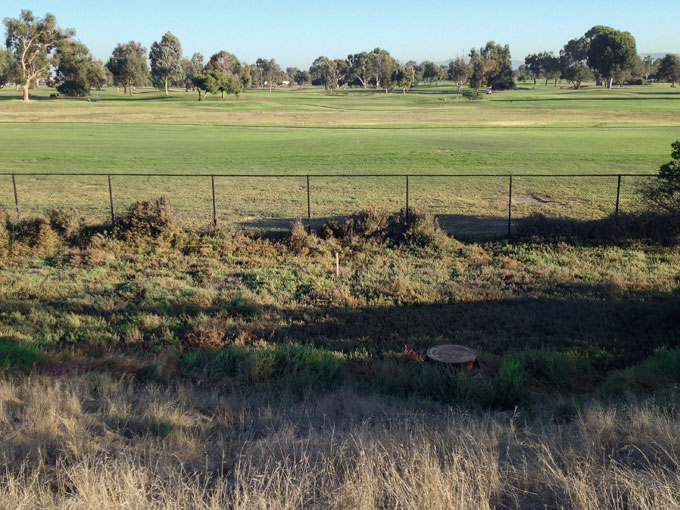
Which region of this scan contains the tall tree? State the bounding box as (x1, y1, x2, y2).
(447, 57, 471, 93)
(106, 42, 150, 95)
(369, 48, 395, 92)
(293, 69, 310, 89)
(207, 50, 241, 78)
(149, 31, 184, 95)
(53, 40, 102, 96)
(524, 53, 543, 85)
(421, 61, 439, 85)
(559, 38, 592, 89)
(255, 58, 282, 92)
(392, 64, 415, 94)
(642, 55, 656, 82)
(586, 26, 637, 89)
(3, 10, 73, 101)
(541, 53, 561, 86)
(180, 52, 204, 91)
(657, 54, 680, 87)
(0, 49, 14, 89)
(347, 52, 370, 88)
(469, 42, 514, 90)
(310, 56, 338, 92)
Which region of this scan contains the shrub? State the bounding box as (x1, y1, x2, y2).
(8, 216, 60, 254)
(115, 197, 179, 242)
(462, 88, 482, 100)
(56, 80, 89, 97)
(603, 347, 680, 397)
(640, 140, 680, 214)
(0, 341, 45, 374)
(47, 208, 82, 239)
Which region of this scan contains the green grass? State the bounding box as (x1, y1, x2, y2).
(1, 83, 678, 235)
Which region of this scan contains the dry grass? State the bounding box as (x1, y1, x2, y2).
(0, 375, 679, 509)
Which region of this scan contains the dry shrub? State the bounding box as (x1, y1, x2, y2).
(47, 208, 82, 239)
(8, 216, 61, 255)
(320, 207, 451, 252)
(115, 197, 179, 242)
(288, 220, 313, 253)
(186, 316, 232, 350)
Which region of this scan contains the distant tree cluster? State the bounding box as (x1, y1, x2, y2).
(520, 26, 679, 89)
(2, 10, 678, 102)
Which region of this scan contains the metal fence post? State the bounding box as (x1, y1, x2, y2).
(507, 175, 513, 239)
(306, 175, 311, 233)
(405, 175, 410, 221)
(211, 175, 217, 227)
(12, 174, 19, 216)
(615, 174, 622, 217)
(107, 175, 115, 224)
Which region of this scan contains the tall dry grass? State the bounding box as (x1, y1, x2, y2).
(1, 375, 679, 509)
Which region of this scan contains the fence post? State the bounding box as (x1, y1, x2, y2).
(615, 174, 621, 217)
(107, 175, 115, 224)
(405, 175, 410, 221)
(306, 175, 311, 234)
(507, 175, 513, 239)
(12, 173, 19, 216)
(211, 175, 217, 227)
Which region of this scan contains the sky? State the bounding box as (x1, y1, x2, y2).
(2, 1, 679, 68)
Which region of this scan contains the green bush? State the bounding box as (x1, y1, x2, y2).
(640, 140, 680, 214)
(0, 341, 45, 374)
(462, 88, 483, 100)
(56, 80, 89, 97)
(603, 347, 680, 397)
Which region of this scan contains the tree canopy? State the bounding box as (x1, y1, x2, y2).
(149, 31, 184, 95)
(586, 26, 637, 89)
(3, 10, 73, 101)
(657, 54, 680, 87)
(106, 41, 150, 95)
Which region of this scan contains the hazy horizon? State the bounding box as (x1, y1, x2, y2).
(3, 1, 679, 69)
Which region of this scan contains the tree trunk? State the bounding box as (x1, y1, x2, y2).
(22, 83, 29, 102)
(607, 77, 613, 89)
(164, 78, 169, 96)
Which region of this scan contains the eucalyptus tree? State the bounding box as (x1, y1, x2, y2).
(149, 31, 184, 95)
(106, 41, 150, 95)
(3, 10, 73, 101)
(448, 57, 471, 93)
(585, 26, 637, 89)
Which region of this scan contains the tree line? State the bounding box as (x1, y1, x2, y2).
(521, 26, 680, 90)
(2, 10, 679, 102)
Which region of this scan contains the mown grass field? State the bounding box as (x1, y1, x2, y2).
(1, 83, 679, 235)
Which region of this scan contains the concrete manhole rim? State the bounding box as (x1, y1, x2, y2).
(426, 344, 478, 364)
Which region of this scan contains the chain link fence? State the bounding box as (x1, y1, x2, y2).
(2, 172, 660, 239)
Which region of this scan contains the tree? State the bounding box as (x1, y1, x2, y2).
(524, 53, 543, 85)
(369, 48, 395, 92)
(347, 52, 371, 88)
(191, 69, 220, 101)
(560, 38, 592, 89)
(640, 140, 680, 214)
(541, 53, 561, 86)
(52, 40, 103, 96)
(657, 54, 680, 87)
(208, 50, 241, 78)
(392, 65, 415, 94)
(310, 56, 338, 92)
(470, 42, 515, 90)
(149, 32, 184, 95)
(447, 57, 471, 93)
(3, 10, 73, 101)
(642, 55, 656, 82)
(255, 58, 282, 92)
(586, 26, 637, 89)
(106, 42, 150, 95)
(293, 69, 310, 89)
(333, 59, 350, 88)
(422, 61, 439, 84)
(180, 53, 204, 91)
(0, 49, 15, 89)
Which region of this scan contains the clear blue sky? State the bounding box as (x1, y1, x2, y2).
(3, 1, 679, 68)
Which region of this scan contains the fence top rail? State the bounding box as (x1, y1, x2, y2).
(0, 172, 660, 178)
